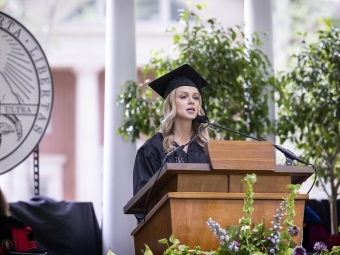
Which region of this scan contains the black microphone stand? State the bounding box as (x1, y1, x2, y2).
(208, 122, 263, 142)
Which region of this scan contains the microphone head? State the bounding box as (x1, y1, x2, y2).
(195, 115, 209, 123)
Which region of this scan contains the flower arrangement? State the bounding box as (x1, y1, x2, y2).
(139, 174, 340, 255)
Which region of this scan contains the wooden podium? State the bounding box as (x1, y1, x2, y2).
(124, 141, 313, 255)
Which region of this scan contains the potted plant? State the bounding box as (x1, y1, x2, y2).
(138, 174, 340, 255)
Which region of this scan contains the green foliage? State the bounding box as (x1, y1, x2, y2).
(117, 5, 277, 141)
(278, 184, 300, 254)
(143, 244, 153, 255)
(107, 248, 115, 255)
(154, 234, 214, 255)
(328, 246, 340, 254)
(116, 80, 163, 141)
(283, 184, 300, 228)
(237, 174, 264, 254)
(239, 174, 256, 226)
(276, 19, 340, 233)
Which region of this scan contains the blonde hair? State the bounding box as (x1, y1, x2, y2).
(159, 88, 209, 153)
(0, 188, 10, 217)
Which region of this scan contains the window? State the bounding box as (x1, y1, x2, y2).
(170, 0, 183, 21)
(136, 0, 159, 21)
(136, 0, 185, 22)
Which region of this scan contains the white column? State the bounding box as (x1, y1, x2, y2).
(103, 1, 136, 255)
(74, 69, 102, 222)
(38, 154, 66, 201)
(244, 0, 275, 143)
(272, 0, 291, 70)
(0, 157, 32, 202)
(96, 0, 106, 22)
(160, 0, 170, 23)
(0, 154, 65, 202)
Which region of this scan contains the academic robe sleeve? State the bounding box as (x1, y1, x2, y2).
(133, 144, 162, 196)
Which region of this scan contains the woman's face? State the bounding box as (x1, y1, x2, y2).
(174, 86, 200, 121)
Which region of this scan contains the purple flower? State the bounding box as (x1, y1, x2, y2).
(206, 218, 229, 243)
(288, 226, 300, 237)
(292, 246, 306, 255)
(228, 241, 240, 252)
(313, 241, 328, 252)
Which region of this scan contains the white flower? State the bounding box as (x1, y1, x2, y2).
(241, 225, 250, 230)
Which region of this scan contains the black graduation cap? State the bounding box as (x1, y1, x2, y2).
(148, 64, 209, 99)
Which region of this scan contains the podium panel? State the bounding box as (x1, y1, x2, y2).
(205, 140, 275, 171)
(132, 193, 308, 255)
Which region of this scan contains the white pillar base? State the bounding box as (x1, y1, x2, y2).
(74, 68, 102, 223)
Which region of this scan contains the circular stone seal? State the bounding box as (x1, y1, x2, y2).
(0, 12, 53, 174)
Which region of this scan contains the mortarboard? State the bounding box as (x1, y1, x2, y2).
(148, 64, 209, 99)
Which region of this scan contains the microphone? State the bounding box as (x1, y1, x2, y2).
(273, 145, 308, 165)
(194, 115, 209, 123)
(162, 144, 185, 161)
(195, 115, 308, 165)
(141, 121, 211, 222)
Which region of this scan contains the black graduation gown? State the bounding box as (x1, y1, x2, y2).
(133, 132, 208, 196)
(133, 132, 208, 222)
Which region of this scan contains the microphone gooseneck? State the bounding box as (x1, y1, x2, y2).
(163, 144, 185, 160)
(196, 115, 263, 142)
(142, 121, 211, 222)
(273, 145, 308, 165)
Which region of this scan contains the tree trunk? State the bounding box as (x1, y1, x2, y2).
(329, 196, 338, 234)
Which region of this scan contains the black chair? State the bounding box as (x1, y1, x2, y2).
(10, 196, 102, 255)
